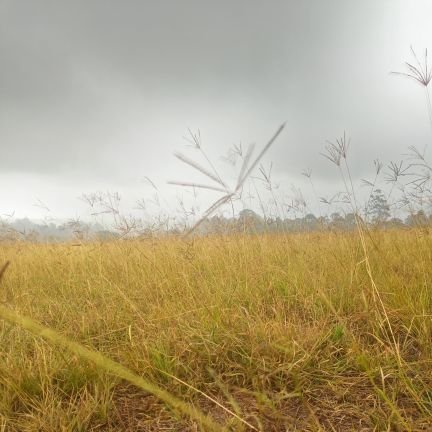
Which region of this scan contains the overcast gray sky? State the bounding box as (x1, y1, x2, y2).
(1, 0, 432, 220)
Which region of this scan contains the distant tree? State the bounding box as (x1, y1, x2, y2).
(405, 210, 429, 227)
(317, 215, 329, 228)
(238, 209, 264, 232)
(304, 213, 317, 224)
(369, 189, 390, 224)
(329, 212, 345, 229)
(343, 213, 357, 229)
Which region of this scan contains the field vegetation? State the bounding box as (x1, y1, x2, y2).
(1, 228, 432, 431)
(1, 48, 432, 431)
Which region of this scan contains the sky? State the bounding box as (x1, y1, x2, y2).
(1, 0, 432, 222)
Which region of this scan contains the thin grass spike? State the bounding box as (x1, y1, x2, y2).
(236, 123, 285, 191)
(174, 152, 229, 189)
(167, 181, 228, 193)
(236, 143, 255, 188)
(185, 193, 234, 236)
(0, 261, 10, 284)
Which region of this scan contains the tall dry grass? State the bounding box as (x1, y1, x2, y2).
(1, 228, 432, 430)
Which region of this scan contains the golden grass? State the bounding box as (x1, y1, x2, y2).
(1, 229, 432, 431)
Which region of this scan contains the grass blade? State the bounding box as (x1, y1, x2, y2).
(167, 181, 228, 193)
(0, 305, 224, 432)
(236, 123, 285, 191)
(175, 153, 229, 189)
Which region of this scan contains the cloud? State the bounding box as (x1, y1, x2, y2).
(1, 0, 432, 217)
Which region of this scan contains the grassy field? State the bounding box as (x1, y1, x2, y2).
(1, 228, 432, 431)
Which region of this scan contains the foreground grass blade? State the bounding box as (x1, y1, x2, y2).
(0, 261, 10, 282)
(0, 304, 224, 432)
